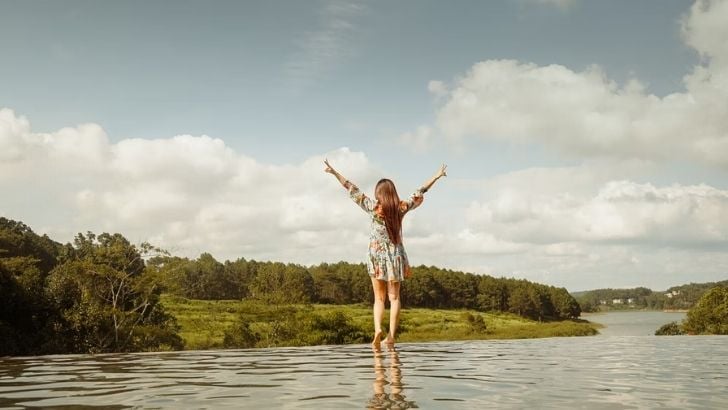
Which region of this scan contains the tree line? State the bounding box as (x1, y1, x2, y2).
(575, 281, 728, 312)
(153, 255, 581, 321)
(1, 217, 580, 356)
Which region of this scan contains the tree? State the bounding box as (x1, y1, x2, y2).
(0, 217, 61, 274)
(224, 258, 256, 298)
(249, 262, 314, 304)
(312, 266, 350, 304)
(476, 276, 508, 312)
(178, 253, 242, 299)
(508, 284, 536, 319)
(0, 218, 62, 355)
(683, 286, 728, 335)
(402, 267, 439, 307)
(46, 232, 183, 353)
(549, 287, 581, 319)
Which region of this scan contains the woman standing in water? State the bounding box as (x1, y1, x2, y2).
(324, 160, 447, 350)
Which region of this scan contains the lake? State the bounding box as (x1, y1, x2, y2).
(1, 313, 726, 409)
(584, 311, 688, 336)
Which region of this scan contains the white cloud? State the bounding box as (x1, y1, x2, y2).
(422, 0, 728, 168)
(427, 80, 448, 97)
(0, 108, 383, 264)
(682, 0, 728, 65)
(466, 176, 728, 247)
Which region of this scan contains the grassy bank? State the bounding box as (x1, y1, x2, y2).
(163, 295, 599, 350)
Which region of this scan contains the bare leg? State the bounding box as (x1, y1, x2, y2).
(371, 277, 387, 349)
(386, 281, 401, 349)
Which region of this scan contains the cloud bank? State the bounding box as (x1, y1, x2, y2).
(3, 106, 728, 290)
(422, 0, 728, 168)
(392, 0, 728, 288)
(0, 108, 383, 264)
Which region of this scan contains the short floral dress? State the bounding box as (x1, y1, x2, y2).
(345, 182, 425, 282)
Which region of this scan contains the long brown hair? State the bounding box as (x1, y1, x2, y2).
(375, 179, 403, 245)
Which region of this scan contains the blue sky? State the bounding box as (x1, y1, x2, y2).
(2, 0, 727, 291)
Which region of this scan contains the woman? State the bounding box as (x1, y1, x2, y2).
(324, 160, 447, 349)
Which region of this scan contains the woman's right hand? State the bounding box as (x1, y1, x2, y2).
(324, 159, 336, 175)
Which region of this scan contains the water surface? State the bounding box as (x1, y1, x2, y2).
(585, 311, 687, 336)
(1, 335, 726, 409)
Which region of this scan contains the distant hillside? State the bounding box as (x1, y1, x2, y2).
(573, 280, 728, 312)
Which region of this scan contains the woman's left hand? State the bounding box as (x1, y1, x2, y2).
(437, 164, 447, 178)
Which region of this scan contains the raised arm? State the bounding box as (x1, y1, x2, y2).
(324, 159, 351, 189)
(400, 164, 447, 214)
(419, 164, 447, 193)
(324, 159, 375, 213)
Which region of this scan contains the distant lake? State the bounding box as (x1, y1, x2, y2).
(1, 313, 726, 409)
(584, 311, 688, 336)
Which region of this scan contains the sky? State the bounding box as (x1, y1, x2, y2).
(1, 0, 727, 291)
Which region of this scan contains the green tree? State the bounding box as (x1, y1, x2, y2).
(179, 253, 244, 300)
(476, 276, 508, 312)
(508, 284, 536, 318)
(281, 264, 315, 303)
(402, 267, 440, 307)
(249, 262, 314, 304)
(550, 287, 581, 319)
(683, 286, 728, 335)
(0, 218, 62, 355)
(312, 265, 351, 304)
(224, 257, 257, 298)
(46, 232, 183, 353)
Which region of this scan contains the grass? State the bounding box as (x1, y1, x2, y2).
(162, 294, 600, 350)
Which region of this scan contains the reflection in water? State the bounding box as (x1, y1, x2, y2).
(368, 349, 417, 409)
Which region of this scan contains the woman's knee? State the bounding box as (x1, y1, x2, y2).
(387, 281, 401, 301)
(371, 279, 387, 302)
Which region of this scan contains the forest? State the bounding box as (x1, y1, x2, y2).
(575, 280, 728, 312)
(2, 217, 580, 355)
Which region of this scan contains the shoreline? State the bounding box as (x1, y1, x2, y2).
(581, 309, 689, 315)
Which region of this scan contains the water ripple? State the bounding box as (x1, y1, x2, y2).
(1, 336, 727, 409)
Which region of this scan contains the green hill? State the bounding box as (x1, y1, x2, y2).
(573, 280, 728, 312)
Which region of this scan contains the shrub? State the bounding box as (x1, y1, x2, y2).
(223, 321, 259, 348)
(655, 321, 685, 336)
(461, 312, 487, 333)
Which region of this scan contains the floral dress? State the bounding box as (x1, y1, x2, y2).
(346, 182, 425, 282)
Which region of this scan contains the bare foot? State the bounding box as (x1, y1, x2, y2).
(371, 331, 385, 350)
(384, 335, 395, 351)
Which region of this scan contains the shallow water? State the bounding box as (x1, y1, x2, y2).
(1, 336, 727, 409)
